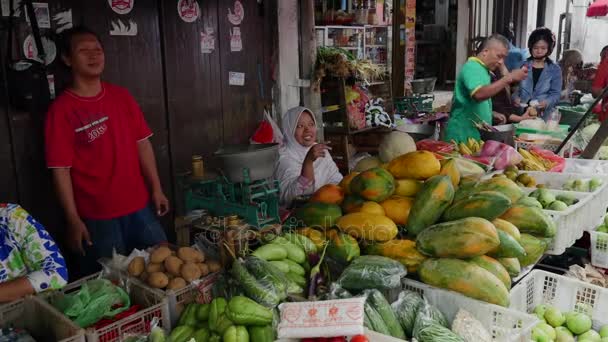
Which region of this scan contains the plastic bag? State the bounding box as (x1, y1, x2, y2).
(412, 297, 448, 338)
(326, 283, 353, 300)
(53, 279, 131, 328)
(530, 146, 565, 172)
(416, 139, 455, 154)
(451, 309, 492, 342)
(391, 290, 424, 338)
(250, 109, 284, 145)
(479, 140, 523, 170)
(337, 256, 407, 291)
(243, 256, 289, 300)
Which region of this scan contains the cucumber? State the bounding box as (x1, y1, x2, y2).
(283, 232, 318, 254)
(365, 289, 405, 339)
(269, 236, 306, 263)
(285, 272, 306, 287)
(252, 244, 288, 261)
(338, 256, 406, 291)
(269, 260, 290, 274)
(230, 259, 280, 307)
(283, 259, 306, 276)
(244, 256, 287, 300)
(364, 302, 391, 335)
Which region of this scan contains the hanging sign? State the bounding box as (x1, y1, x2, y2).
(200, 26, 215, 54)
(404, 0, 416, 82)
(108, 0, 134, 15)
(227, 0, 244, 25)
(23, 34, 56, 65)
(230, 27, 242, 52)
(177, 0, 200, 23)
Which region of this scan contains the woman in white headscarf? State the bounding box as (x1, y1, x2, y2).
(275, 107, 343, 205)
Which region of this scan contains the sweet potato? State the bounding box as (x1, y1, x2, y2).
(164, 256, 184, 276)
(181, 262, 202, 282)
(128, 256, 145, 277)
(177, 247, 204, 263)
(167, 277, 187, 290)
(150, 246, 172, 264)
(145, 262, 165, 273)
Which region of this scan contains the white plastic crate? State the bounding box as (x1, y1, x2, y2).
(0, 296, 85, 342)
(401, 278, 538, 342)
(43, 272, 171, 342)
(510, 270, 608, 330)
(563, 158, 608, 175)
(521, 187, 594, 255)
(590, 229, 608, 269)
(99, 258, 218, 329)
(522, 171, 608, 226)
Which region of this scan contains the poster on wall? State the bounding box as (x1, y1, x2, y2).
(200, 26, 215, 54)
(228, 71, 245, 86)
(53, 9, 73, 33)
(25, 2, 51, 28)
(230, 27, 242, 52)
(109, 19, 138, 36)
(108, 0, 134, 15)
(23, 34, 56, 65)
(227, 0, 244, 25)
(177, 0, 200, 23)
(404, 0, 416, 82)
(1, 0, 21, 17)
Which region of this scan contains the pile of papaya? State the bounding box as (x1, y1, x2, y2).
(291, 148, 556, 307)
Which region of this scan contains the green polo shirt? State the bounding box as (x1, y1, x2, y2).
(445, 57, 493, 143)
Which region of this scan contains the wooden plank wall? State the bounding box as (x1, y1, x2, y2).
(0, 0, 277, 240)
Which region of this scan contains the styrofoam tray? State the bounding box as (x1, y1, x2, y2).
(401, 278, 538, 342)
(510, 270, 608, 330)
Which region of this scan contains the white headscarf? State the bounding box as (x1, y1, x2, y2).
(275, 107, 342, 204)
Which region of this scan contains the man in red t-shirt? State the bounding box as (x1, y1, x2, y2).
(45, 27, 169, 275)
(593, 45, 608, 121)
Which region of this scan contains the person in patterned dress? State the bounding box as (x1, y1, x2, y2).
(0, 203, 68, 302)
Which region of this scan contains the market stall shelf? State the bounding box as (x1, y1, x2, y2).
(0, 296, 85, 342)
(510, 270, 608, 331)
(42, 272, 170, 342)
(401, 278, 538, 341)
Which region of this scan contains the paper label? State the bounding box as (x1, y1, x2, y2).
(277, 298, 366, 339)
(228, 72, 245, 86)
(230, 27, 242, 52)
(200, 27, 215, 54)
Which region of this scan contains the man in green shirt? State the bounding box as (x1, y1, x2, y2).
(446, 34, 529, 143)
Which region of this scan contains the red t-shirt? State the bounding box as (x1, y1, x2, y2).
(45, 82, 152, 219)
(593, 59, 608, 121)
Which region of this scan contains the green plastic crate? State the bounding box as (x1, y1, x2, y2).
(514, 123, 570, 138)
(394, 94, 434, 115)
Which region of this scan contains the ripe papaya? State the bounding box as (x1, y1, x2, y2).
(380, 196, 413, 225)
(439, 159, 460, 187)
(487, 230, 526, 258)
(387, 151, 441, 180)
(337, 212, 398, 242)
(492, 218, 521, 241)
(406, 175, 455, 236)
(342, 195, 366, 214)
(468, 255, 512, 290)
(350, 167, 396, 202)
(418, 258, 510, 307)
(499, 205, 556, 238)
(365, 239, 427, 273)
(294, 202, 342, 229)
(441, 191, 511, 222)
(339, 172, 359, 195)
(415, 217, 500, 258)
(310, 184, 345, 205)
(498, 258, 521, 278)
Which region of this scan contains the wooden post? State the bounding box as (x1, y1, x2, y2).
(392, 0, 405, 97)
(300, 0, 323, 141)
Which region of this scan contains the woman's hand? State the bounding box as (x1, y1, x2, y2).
(304, 144, 330, 164)
(493, 112, 507, 125)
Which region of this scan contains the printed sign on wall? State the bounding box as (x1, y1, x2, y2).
(227, 0, 244, 25)
(178, 0, 200, 23)
(230, 27, 242, 52)
(53, 9, 73, 33)
(200, 26, 215, 54)
(109, 19, 138, 36)
(23, 35, 56, 65)
(108, 0, 134, 15)
(25, 2, 50, 28)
